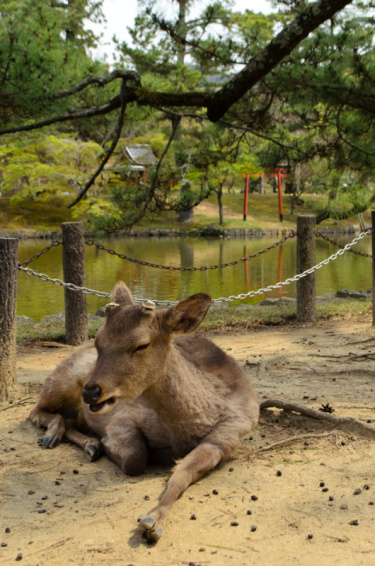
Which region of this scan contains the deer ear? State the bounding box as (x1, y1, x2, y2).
(111, 281, 134, 308)
(164, 293, 211, 334)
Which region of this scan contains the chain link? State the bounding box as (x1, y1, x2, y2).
(18, 229, 372, 306)
(315, 231, 372, 258)
(84, 232, 296, 271)
(18, 240, 62, 267)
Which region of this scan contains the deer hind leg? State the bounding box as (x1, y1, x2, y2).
(138, 441, 223, 541)
(64, 423, 103, 462)
(102, 424, 149, 477)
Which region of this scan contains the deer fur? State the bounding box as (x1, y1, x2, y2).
(29, 281, 259, 541)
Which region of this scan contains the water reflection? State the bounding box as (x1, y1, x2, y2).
(17, 234, 372, 321)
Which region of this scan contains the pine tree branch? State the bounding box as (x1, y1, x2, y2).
(0, 96, 123, 135)
(67, 79, 129, 208)
(46, 70, 140, 101)
(206, 0, 355, 121)
(0, 0, 355, 138)
(122, 115, 182, 225)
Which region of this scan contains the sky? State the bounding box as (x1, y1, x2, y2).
(88, 0, 274, 62)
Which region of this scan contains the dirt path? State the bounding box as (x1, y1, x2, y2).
(1, 316, 375, 565)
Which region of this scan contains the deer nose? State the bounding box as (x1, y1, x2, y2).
(82, 384, 102, 405)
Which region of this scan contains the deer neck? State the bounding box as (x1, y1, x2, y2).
(143, 345, 222, 440)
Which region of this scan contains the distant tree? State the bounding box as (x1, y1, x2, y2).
(0, 0, 106, 123)
(117, 0, 243, 222)
(0, 132, 108, 202)
(244, 2, 375, 221)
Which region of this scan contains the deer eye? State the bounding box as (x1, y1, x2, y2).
(133, 343, 150, 355)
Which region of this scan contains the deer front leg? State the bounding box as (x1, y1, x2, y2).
(29, 408, 102, 461)
(29, 407, 66, 449)
(138, 441, 223, 541)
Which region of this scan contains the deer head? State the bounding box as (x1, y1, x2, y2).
(82, 282, 211, 415)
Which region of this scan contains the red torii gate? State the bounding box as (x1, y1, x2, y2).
(243, 166, 289, 222)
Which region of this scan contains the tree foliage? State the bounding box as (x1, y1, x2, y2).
(0, 0, 107, 123)
(2, 0, 375, 229)
(0, 132, 102, 200)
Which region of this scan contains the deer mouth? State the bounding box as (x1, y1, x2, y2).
(89, 397, 115, 415)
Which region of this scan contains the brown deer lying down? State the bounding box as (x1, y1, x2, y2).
(30, 281, 259, 541)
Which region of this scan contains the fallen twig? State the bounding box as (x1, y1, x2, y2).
(255, 430, 337, 453)
(345, 337, 375, 346)
(313, 353, 375, 362)
(325, 535, 349, 543)
(105, 512, 115, 530)
(0, 398, 33, 411)
(199, 542, 247, 553)
(260, 399, 375, 439)
(23, 537, 73, 558)
(342, 353, 375, 362)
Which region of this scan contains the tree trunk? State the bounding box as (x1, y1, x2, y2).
(0, 238, 18, 401)
(62, 222, 88, 345)
(289, 162, 300, 215)
(175, 1, 194, 223)
(296, 215, 316, 323)
(178, 201, 195, 222)
(218, 184, 224, 226)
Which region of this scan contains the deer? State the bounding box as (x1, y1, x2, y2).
(29, 281, 259, 541)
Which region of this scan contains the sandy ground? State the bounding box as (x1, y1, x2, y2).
(1, 315, 375, 566)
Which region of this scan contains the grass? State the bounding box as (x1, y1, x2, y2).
(16, 318, 105, 344)
(200, 299, 371, 332)
(134, 191, 305, 231)
(0, 197, 74, 231)
(16, 299, 372, 344)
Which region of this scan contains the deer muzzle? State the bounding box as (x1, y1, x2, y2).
(82, 383, 115, 414)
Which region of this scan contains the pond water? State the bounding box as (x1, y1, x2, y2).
(17, 233, 372, 321)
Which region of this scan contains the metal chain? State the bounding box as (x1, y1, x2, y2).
(18, 266, 111, 298)
(315, 231, 372, 258)
(18, 229, 371, 271)
(18, 240, 62, 267)
(212, 228, 372, 304)
(18, 234, 295, 273)
(18, 229, 371, 306)
(84, 231, 297, 271)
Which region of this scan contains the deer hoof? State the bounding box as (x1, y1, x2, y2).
(138, 516, 163, 541)
(42, 435, 60, 449)
(84, 441, 103, 462)
(148, 525, 163, 542)
(139, 516, 155, 530)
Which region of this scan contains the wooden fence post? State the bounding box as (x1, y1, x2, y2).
(62, 222, 88, 345)
(0, 238, 18, 401)
(372, 211, 375, 327)
(296, 215, 316, 323)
